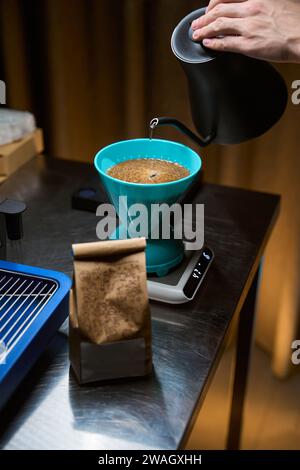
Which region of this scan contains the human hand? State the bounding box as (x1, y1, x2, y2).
(191, 0, 300, 63)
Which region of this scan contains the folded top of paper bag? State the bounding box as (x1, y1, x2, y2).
(72, 238, 146, 259)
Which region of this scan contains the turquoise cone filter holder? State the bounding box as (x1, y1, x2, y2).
(94, 138, 202, 276)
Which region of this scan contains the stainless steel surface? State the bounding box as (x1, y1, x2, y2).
(0, 156, 279, 450)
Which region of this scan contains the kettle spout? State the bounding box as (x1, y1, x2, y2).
(149, 117, 215, 147)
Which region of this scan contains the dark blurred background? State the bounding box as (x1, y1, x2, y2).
(1, 0, 300, 449)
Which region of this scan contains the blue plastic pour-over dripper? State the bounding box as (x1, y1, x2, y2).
(94, 138, 201, 276)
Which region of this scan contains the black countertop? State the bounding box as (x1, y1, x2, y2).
(0, 156, 279, 450)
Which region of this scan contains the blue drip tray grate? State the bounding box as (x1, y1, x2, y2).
(0, 260, 71, 411)
(0, 270, 58, 363)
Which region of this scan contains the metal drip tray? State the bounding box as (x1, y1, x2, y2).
(0, 260, 71, 410)
(0, 270, 58, 362)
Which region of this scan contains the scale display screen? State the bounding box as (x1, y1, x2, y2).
(147, 247, 214, 304)
(183, 248, 213, 299)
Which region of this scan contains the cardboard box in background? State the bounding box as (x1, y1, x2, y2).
(0, 129, 44, 183)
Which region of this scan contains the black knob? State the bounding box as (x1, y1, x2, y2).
(0, 199, 26, 240)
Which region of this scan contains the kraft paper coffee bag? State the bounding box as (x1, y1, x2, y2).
(69, 238, 152, 383)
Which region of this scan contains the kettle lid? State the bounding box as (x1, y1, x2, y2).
(171, 7, 215, 63)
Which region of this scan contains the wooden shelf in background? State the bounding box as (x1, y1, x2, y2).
(0, 129, 44, 183)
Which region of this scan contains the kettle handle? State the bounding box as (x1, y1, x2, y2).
(150, 117, 215, 147)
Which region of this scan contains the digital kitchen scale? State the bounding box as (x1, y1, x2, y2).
(72, 173, 213, 305)
(147, 246, 213, 304)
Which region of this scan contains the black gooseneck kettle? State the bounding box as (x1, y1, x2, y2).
(151, 7, 288, 146)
